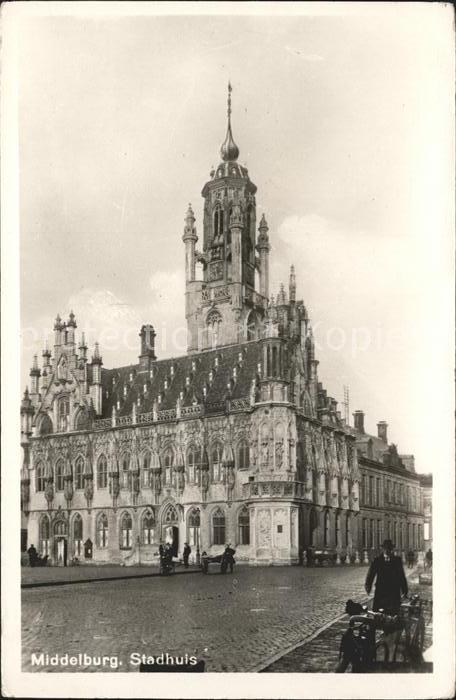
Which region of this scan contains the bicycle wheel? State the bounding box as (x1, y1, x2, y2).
(409, 617, 425, 663)
(375, 641, 389, 669)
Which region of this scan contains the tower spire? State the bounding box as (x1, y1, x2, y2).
(220, 82, 239, 162)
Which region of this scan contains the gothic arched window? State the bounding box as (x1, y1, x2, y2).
(212, 507, 225, 545)
(142, 452, 151, 487)
(75, 456, 84, 490)
(39, 414, 53, 436)
(207, 310, 222, 349)
(97, 454, 108, 489)
(55, 459, 64, 491)
(39, 514, 50, 556)
(57, 396, 70, 433)
(121, 454, 130, 489)
(141, 509, 155, 545)
(187, 445, 199, 484)
(213, 206, 223, 239)
(163, 447, 173, 485)
(75, 408, 90, 431)
(120, 512, 133, 549)
(97, 512, 108, 548)
(238, 506, 250, 545)
(187, 507, 201, 549)
(211, 442, 223, 482)
(164, 505, 178, 525)
(73, 513, 83, 557)
(35, 462, 46, 492)
(237, 440, 249, 470)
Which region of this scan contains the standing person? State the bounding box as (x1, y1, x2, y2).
(224, 544, 236, 573)
(425, 548, 433, 569)
(407, 549, 415, 569)
(27, 544, 38, 567)
(183, 542, 191, 568)
(365, 539, 408, 614)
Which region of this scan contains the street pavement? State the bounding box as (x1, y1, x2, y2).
(21, 564, 200, 588)
(23, 565, 371, 672)
(263, 577, 433, 673)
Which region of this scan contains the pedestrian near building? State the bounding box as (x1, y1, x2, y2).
(27, 544, 38, 567)
(224, 544, 236, 573)
(425, 549, 433, 569)
(365, 539, 408, 614)
(183, 542, 191, 568)
(407, 549, 415, 569)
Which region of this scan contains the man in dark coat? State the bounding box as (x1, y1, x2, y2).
(224, 544, 236, 573)
(27, 544, 38, 567)
(183, 542, 191, 568)
(365, 539, 408, 614)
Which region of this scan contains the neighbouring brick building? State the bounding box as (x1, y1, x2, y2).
(349, 411, 426, 562)
(20, 86, 428, 567)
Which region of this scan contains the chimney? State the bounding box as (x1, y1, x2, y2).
(377, 421, 388, 443)
(353, 410, 365, 434)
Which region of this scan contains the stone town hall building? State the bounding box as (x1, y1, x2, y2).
(21, 88, 421, 567)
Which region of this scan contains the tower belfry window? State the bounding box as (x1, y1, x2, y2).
(214, 207, 223, 239)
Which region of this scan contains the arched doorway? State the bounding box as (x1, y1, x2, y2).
(309, 508, 318, 547)
(163, 504, 179, 557)
(53, 519, 68, 566)
(187, 508, 201, 553)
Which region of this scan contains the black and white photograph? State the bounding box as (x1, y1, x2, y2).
(1, 2, 454, 698)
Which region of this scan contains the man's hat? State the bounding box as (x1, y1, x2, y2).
(382, 539, 394, 550)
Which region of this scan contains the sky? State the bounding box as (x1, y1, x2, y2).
(16, 4, 453, 474)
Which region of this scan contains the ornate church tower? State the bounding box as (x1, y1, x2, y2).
(184, 84, 270, 353)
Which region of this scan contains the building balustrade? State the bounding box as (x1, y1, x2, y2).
(242, 480, 308, 499)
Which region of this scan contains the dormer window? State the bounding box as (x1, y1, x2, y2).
(137, 397, 141, 407)
(123, 386, 127, 397)
(143, 384, 147, 394)
(185, 376, 190, 387)
(214, 356, 219, 368)
(149, 369, 154, 379)
(164, 379, 168, 390)
(238, 352, 243, 363)
(191, 360, 196, 372)
(170, 366, 174, 378)
(129, 372, 133, 382)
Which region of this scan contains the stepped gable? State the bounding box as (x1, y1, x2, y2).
(100, 340, 262, 418)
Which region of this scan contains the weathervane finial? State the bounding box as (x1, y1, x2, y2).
(227, 81, 232, 121)
(220, 81, 239, 162)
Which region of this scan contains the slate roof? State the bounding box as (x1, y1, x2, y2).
(100, 340, 263, 419)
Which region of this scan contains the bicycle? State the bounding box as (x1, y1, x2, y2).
(336, 595, 428, 672)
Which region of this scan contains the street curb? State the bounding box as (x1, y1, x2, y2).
(21, 568, 202, 589)
(252, 595, 371, 673)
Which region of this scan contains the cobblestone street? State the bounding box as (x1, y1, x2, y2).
(23, 565, 373, 672)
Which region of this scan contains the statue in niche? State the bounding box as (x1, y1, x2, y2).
(275, 440, 284, 469)
(260, 439, 269, 468)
